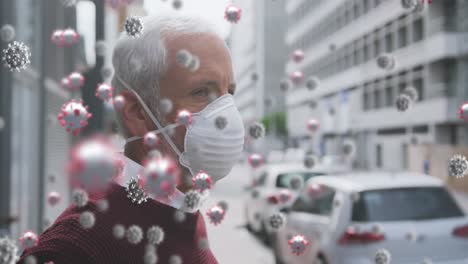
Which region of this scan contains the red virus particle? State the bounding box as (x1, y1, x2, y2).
(248, 153, 264, 168)
(306, 119, 320, 133)
(60, 77, 71, 90)
(458, 102, 468, 121)
(139, 156, 181, 200)
(224, 5, 242, 24)
(278, 189, 292, 203)
(47, 191, 62, 206)
(288, 234, 309, 256)
(51, 29, 65, 46)
(62, 28, 79, 46)
(206, 205, 225, 225)
(307, 183, 322, 198)
(57, 99, 92, 136)
(290, 71, 304, 85)
(20, 231, 39, 249)
(95, 83, 113, 101)
(143, 131, 160, 149)
(192, 171, 213, 193)
(113, 95, 126, 111)
(176, 110, 192, 126)
(292, 49, 305, 63)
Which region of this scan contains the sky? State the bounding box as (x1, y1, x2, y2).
(144, 0, 233, 38)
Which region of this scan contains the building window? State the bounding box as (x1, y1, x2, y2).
(363, 43, 370, 62)
(413, 18, 424, 42)
(363, 0, 370, 13)
(413, 78, 423, 101)
(398, 26, 407, 48)
(385, 86, 393, 107)
(385, 33, 394, 52)
(363, 90, 370, 110)
(374, 89, 382, 108)
(374, 38, 380, 56)
(376, 144, 382, 168)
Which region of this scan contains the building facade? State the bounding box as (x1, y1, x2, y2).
(285, 0, 468, 171)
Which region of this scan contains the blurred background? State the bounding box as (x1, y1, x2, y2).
(1, 0, 468, 263)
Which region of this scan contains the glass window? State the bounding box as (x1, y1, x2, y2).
(352, 187, 464, 222)
(413, 19, 424, 42)
(363, 91, 370, 110)
(398, 26, 407, 48)
(413, 78, 424, 101)
(385, 33, 394, 52)
(276, 172, 326, 188)
(374, 89, 382, 108)
(385, 86, 393, 107)
(374, 39, 380, 56)
(292, 186, 336, 216)
(363, 0, 370, 13)
(376, 144, 382, 167)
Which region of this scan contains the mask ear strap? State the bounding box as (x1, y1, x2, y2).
(115, 74, 183, 157)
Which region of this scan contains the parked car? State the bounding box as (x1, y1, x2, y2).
(272, 172, 468, 264)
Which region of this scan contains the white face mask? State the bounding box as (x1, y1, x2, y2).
(116, 75, 245, 183)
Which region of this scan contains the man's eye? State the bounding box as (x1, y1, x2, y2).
(192, 88, 209, 97)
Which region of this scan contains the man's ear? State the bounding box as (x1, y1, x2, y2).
(119, 90, 149, 137)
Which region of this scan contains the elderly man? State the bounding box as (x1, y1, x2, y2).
(17, 13, 245, 264)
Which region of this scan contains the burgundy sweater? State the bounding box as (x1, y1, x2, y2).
(17, 183, 218, 264)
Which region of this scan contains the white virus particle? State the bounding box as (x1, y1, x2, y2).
(79, 211, 96, 229)
(2, 41, 31, 72)
(342, 139, 356, 157)
(62, 28, 79, 46)
(113, 224, 126, 239)
(68, 72, 85, 90)
(95, 83, 113, 101)
(174, 210, 186, 223)
(206, 205, 225, 226)
(448, 154, 468, 178)
(140, 156, 180, 199)
(395, 94, 412, 112)
(305, 76, 320, 90)
(20, 231, 38, 249)
(176, 110, 192, 126)
(290, 71, 304, 85)
(280, 78, 292, 92)
(187, 55, 200, 72)
(375, 249, 391, 264)
(278, 189, 292, 203)
(60, 77, 71, 90)
(125, 16, 144, 38)
(143, 132, 159, 149)
(291, 49, 305, 63)
(169, 255, 183, 264)
(172, 0, 183, 10)
(0, 24, 15, 42)
(402, 86, 419, 102)
(72, 188, 89, 208)
(224, 5, 242, 23)
(175, 49, 192, 68)
(143, 251, 158, 264)
(214, 116, 228, 130)
(113, 95, 126, 111)
(248, 153, 264, 168)
(47, 191, 61, 206)
(376, 53, 396, 70)
(192, 171, 213, 193)
(24, 255, 37, 264)
(60, 0, 77, 7)
(147, 225, 165, 245)
(96, 199, 109, 212)
(304, 154, 318, 169)
(126, 176, 148, 204)
(0, 236, 18, 264)
(159, 98, 173, 115)
(288, 174, 304, 191)
(57, 99, 92, 136)
(217, 200, 229, 212)
(198, 238, 209, 250)
(51, 29, 64, 46)
(248, 122, 266, 140)
(184, 190, 201, 210)
(288, 235, 309, 256)
(267, 213, 286, 231)
(306, 119, 320, 133)
(401, 0, 418, 10)
(95, 40, 107, 57)
(126, 225, 144, 245)
(459, 102, 468, 122)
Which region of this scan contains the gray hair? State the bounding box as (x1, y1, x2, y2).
(111, 13, 222, 137)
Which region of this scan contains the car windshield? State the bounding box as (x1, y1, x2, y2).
(276, 172, 326, 188)
(352, 187, 464, 222)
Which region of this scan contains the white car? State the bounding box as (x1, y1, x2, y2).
(272, 172, 468, 264)
(244, 162, 346, 236)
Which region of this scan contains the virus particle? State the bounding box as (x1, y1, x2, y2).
(197, 237, 209, 250)
(192, 171, 213, 193)
(176, 110, 192, 126)
(304, 154, 318, 169)
(251, 73, 259, 82)
(248, 122, 266, 140)
(224, 5, 242, 24)
(95, 83, 113, 101)
(0, 24, 15, 42)
(401, 0, 418, 10)
(105, 0, 135, 9)
(288, 174, 304, 191)
(248, 153, 264, 168)
(375, 249, 391, 264)
(176, 49, 192, 68)
(47, 191, 61, 206)
(307, 183, 322, 198)
(20, 231, 38, 249)
(95, 40, 107, 57)
(342, 139, 356, 157)
(126, 176, 148, 204)
(376, 53, 396, 70)
(278, 189, 292, 203)
(72, 188, 89, 208)
(62, 28, 79, 46)
(206, 205, 225, 226)
(147, 225, 165, 245)
(305, 76, 320, 91)
(214, 116, 228, 130)
(139, 156, 180, 199)
(448, 154, 468, 178)
(60, 77, 71, 90)
(267, 213, 286, 231)
(306, 119, 320, 133)
(172, 0, 183, 10)
(402, 86, 419, 102)
(125, 16, 144, 38)
(79, 211, 96, 229)
(60, 0, 77, 7)
(290, 71, 304, 85)
(292, 49, 305, 63)
(67, 137, 122, 192)
(395, 94, 411, 112)
(143, 132, 159, 149)
(288, 235, 309, 256)
(51, 30, 64, 46)
(0, 236, 18, 264)
(113, 95, 126, 111)
(24, 255, 37, 264)
(187, 55, 200, 72)
(2, 41, 31, 72)
(169, 255, 183, 264)
(458, 102, 468, 122)
(57, 99, 91, 135)
(280, 78, 292, 92)
(113, 224, 126, 239)
(217, 200, 229, 212)
(184, 190, 202, 211)
(159, 98, 173, 115)
(101, 66, 113, 80)
(174, 210, 186, 223)
(143, 251, 158, 264)
(96, 199, 109, 212)
(126, 225, 144, 245)
(67, 72, 85, 91)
